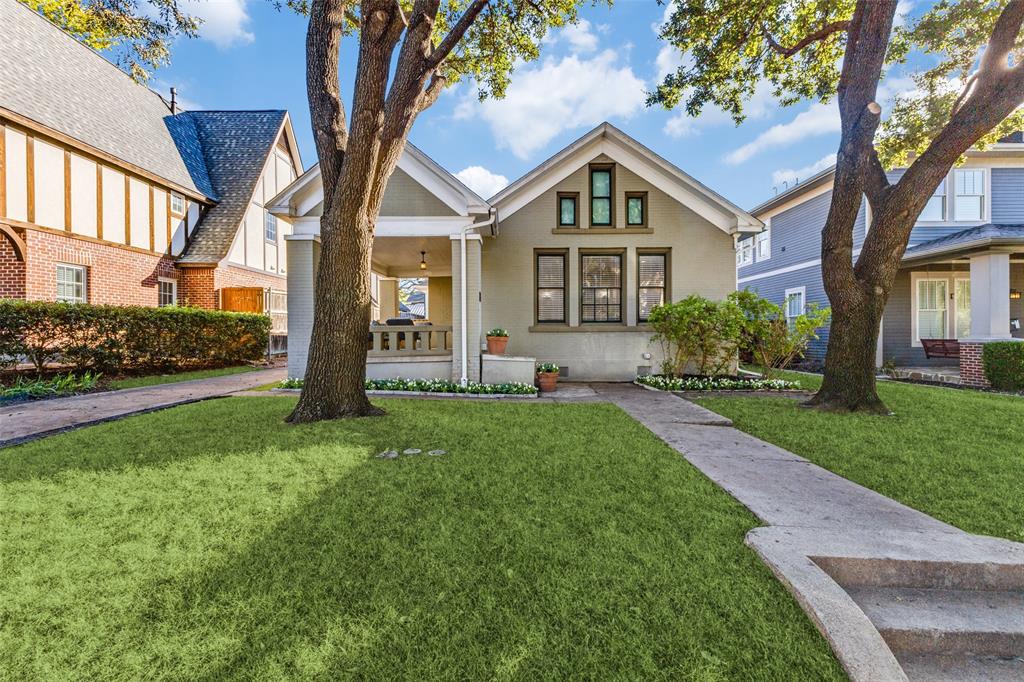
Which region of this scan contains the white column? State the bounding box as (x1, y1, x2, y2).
(451, 236, 482, 382)
(969, 252, 1012, 340)
(284, 234, 321, 380)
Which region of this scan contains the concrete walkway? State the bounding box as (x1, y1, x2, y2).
(594, 383, 1024, 682)
(0, 368, 285, 447)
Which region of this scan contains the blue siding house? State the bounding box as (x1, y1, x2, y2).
(738, 148, 1024, 372)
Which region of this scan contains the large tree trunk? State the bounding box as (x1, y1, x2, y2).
(808, 283, 888, 413)
(288, 204, 382, 422)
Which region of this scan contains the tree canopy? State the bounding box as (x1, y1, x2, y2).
(19, 0, 199, 81)
(651, 0, 1024, 168)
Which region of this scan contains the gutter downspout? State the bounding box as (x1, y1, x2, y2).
(460, 209, 496, 387)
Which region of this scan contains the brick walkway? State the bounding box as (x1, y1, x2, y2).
(0, 368, 285, 447)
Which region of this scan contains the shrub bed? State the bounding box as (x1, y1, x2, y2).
(0, 371, 102, 401)
(636, 374, 801, 392)
(982, 341, 1024, 391)
(0, 300, 269, 373)
(279, 377, 538, 395)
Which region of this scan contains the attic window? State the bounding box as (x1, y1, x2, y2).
(170, 194, 185, 216)
(265, 213, 278, 242)
(590, 165, 613, 227)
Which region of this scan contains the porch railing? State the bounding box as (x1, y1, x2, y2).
(368, 324, 452, 357)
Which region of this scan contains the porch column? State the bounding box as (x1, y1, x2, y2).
(969, 252, 1011, 339)
(284, 234, 320, 380)
(451, 235, 482, 383)
(961, 252, 1012, 387)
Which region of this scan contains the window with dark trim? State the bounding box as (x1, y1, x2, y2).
(637, 252, 667, 321)
(590, 165, 613, 226)
(557, 192, 579, 227)
(581, 253, 622, 322)
(626, 192, 647, 227)
(536, 252, 567, 323)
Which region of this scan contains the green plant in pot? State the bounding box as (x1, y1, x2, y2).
(536, 362, 560, 392)
(486, 328, 509, 355)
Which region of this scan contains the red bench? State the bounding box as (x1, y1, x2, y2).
(920, 338, 960, 359)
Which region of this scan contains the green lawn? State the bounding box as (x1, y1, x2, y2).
(106, 364, 256, 390)
(698, 372, 1024, 543)
(1, 397, 843, 680)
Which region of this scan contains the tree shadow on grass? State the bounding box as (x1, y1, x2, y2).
(123, 404, 845, 681)
(0, 397, 393, 484)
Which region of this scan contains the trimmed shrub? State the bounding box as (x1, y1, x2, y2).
(982, 341, 1024, 391)
(635, 374, 800, 392)
(0, 300, 270, 373)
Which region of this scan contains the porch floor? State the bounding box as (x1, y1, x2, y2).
(889, 366, 961, 385)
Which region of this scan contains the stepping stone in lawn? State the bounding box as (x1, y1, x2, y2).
(376, 450, 398, 459)
(428, 449, 447, 456)
(403, 448, 422, 455)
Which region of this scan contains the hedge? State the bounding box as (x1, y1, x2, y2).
(982, 341, 1024, 391)
(0, 300, 270, 373)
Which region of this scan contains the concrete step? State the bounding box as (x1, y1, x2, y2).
(898, 653, 1024, 682)
(816, 556, 1024, 591)
(845, 586, 1024, 657)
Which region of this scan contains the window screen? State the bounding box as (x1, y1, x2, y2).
(537, 253, 566, 322)
(917, 279, 947, 339)
(638, 253, 666, 321)
(581, 254, 622, 322)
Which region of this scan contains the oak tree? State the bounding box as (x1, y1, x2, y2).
(654, 0, 1024, 412)
(288, 0, 591, 422)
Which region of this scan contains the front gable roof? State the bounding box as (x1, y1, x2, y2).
(178, 110, 302, 264)
(268, 142, 489, 220)
(489, 122, 761, 234)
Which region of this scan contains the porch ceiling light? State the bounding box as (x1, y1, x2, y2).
(1011, 289, 1022, 300)
(420, 251, 427, 271)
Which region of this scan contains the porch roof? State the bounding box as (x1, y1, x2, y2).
(902, 223, 1024, 263)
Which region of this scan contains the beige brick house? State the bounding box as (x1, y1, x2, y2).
(271, 123, 761, 383)
(0, 0, 301, 333)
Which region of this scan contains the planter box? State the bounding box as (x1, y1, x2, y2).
(482, 353, 536, 385)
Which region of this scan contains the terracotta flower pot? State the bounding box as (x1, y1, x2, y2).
(486, 335, 509, 355)
(537, 371, 559, 392)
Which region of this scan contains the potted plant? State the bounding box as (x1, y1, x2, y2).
(536, 362, 560, 392)
(486, 328, 509, 355)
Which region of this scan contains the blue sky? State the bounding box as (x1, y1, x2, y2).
(150, 0, 919, 209)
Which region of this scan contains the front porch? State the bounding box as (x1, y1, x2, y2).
(897, 224, 1024, 386)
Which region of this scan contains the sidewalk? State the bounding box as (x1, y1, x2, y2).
(593, 383, 1024, 682)
(0, 368, 286, 447)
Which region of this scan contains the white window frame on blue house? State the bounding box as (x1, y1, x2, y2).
(954, 168, 986, 222)
(755, 217, 771, 261)
(784, 286, 805, 329)
(736, 238, 754, 266)
(913, 167, 990, 226)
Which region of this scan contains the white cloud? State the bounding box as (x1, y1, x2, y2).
(664, 80, 776, 139)
(455, 50, 646, 159)
(560, 19, 599, 53)
(895, 0, 915, 27)
(455, 166, 509, 199)
(655, 45, 684, 81)
(186, 0, 254, 48)
(771, 153, 836, 187)
(725, 102, 839, 164)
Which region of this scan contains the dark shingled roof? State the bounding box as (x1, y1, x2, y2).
(0, 0, 207, 197)
(904, 223, 1024, 260)
(176, 111, 288, 264)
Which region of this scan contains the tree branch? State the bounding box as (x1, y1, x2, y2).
(427, 0, 489, 67)
(418, 73, 447, 112)
(979, 0, 1024, 75)
(760, 20, 850, 58)
(864, 142, 890, 206)
(306, 0, 349, 197)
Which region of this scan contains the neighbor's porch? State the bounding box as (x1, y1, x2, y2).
(893, 227, 1024, 386)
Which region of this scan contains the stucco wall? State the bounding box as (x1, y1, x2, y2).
(484, 156, 737, 381)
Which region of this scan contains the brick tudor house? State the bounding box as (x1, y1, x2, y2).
(0, 0, 302, 325)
